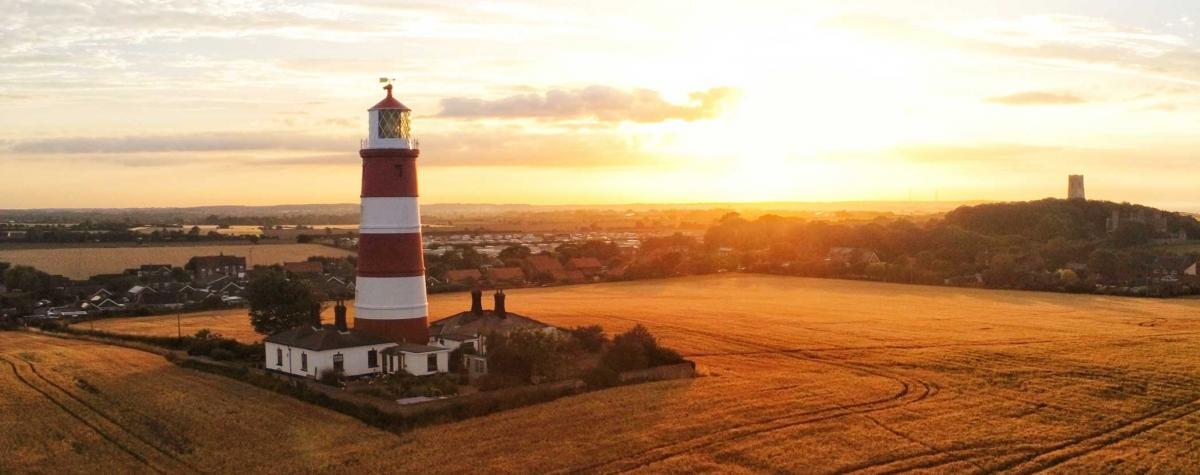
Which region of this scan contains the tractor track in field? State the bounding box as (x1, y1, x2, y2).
(991, 394, 1200, 474)
(0, 354, 199, 474)
(562, 316, 939, 475)
(0, 355, 166, 474)
(18, 357, 201, 473)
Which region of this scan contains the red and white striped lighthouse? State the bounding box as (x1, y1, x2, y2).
(354, 83, 429, 344)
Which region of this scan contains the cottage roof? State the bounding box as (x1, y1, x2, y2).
(429, 310, 558, 338)
(385, 342, 449, 354)
(266, 325, 394, 351)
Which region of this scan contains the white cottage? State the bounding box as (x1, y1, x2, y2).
(265, 324, 396, 378)
(265, 302, 450, 379)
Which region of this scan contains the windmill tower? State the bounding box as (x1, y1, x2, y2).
(1067, 175, 1085, 200)
(353, 80, 429, 343)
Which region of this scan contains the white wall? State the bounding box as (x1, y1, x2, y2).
(265, 341, 397, 378)
(399, 350, 448, 376)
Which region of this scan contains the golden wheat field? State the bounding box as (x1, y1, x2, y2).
(0, 244, 352, 279)
(22, 274, 1200, 473)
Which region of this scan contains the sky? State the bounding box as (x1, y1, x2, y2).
(2, 0, 1200, 210)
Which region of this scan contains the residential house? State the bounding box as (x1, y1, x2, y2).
(187, 255, 246, 281)
(521, 255, 566, 283)
(444, 269, 483, 287)
(826, 247, 881, 268)
(283, 260, 324, 277)
(485, 266, 526, 287)
(565, 257, 604, 280)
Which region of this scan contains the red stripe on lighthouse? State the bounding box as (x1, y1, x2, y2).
(354, 317, 429, 344)
(361, 153, 419, 197)
(357, 233, 425, 277)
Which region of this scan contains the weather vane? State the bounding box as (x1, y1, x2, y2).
(379, 77, 395, 92)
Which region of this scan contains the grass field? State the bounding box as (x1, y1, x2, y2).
(0, 243, 352, 279)
(23, 274, 1200, 472)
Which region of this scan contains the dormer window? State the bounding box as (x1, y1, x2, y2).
(377, 109, 411, 139)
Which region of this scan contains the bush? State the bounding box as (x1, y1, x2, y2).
(581, 366, 620, 389)
(208, 348, 235, 361)
(568, 325, 608, 352)
(602, 335, 648, 372)
(476, 373, 524, 391)
(319, 368, 342, 386)
(601, 324, 682, 371)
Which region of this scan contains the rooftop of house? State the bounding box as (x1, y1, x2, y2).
(266, 325, 394, 352)
(283, 261, 324, 275)
(487, 266, 525, 280)
(525, 255, 564, 273)
(445, 269, 483, 282)
(566, 257, 603, 269)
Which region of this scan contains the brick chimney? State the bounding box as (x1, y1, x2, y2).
(310, 302, 322, 330)
(470, 288, 483, 315)
(334, 300, 348, 333)
(494, 289, 506, 318)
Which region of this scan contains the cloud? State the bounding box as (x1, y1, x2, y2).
(824, 14, 1200, 87)
(436, 85, 738, 122)
(7, 132, 352, 154)
(3, 126, 653, 169)
(984, 91, 1086, 105)
(897, 143, 1060, 163)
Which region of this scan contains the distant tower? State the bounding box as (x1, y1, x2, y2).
(354, 82, 429, 344)
(1067, 175, 1085, 200)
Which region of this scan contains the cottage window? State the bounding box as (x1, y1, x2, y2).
(367, 349, 378, 368)
(427, 354, 438, 373)
(275, 348, 282, 366)
(333, 353, 344, 372)
(301, 353, 308, 371)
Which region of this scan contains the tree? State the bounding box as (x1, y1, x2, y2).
(246, 270, 323, 335)
(499, 244, 532, 261)
(3, 265, 52, 296)
(485, 329, 566, 383)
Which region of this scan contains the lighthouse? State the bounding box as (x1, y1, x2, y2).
(353, 83, 430, 344)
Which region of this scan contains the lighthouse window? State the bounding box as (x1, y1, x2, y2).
(377, 109, 411, 139)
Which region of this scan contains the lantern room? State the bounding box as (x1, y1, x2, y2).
(366, 84, 417, 150)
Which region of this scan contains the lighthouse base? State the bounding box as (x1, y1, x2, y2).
(355, 317, 430, 344)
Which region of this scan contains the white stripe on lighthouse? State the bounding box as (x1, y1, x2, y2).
(354, 276, 428, 319)
(359, 197, 421, 234)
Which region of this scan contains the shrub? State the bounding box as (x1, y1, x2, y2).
(486, 329, 566, 383)
(208, 348, 235, 361)
(602, 335, 648, 372)
(601, 324, 682, 371)
(581, 366, 620, 389)
(568, 325, 608, 352)
(476, 373, 524, 391)
(318, 368, 342, 386)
